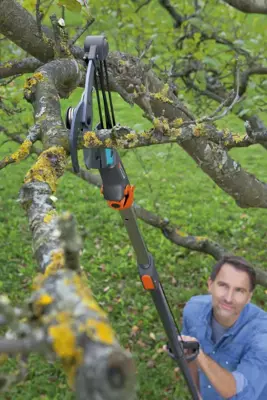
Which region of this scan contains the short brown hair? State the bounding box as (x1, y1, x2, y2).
(209, 255, 256, 292)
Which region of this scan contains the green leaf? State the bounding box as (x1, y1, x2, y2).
(203, 56, 220, 68)
(57, 0, 82, 12)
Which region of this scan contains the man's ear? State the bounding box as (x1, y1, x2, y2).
(207, 277, 213, 293)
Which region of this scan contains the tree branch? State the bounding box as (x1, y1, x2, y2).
(107, 52, 267, 208)
(0, 0, 54, 62)
(36, 0, 43, 38)
(158, 0, 184, 28)
(0, 57, 43, 79)
(222, 0, 267, 14)
(69, 17, 95, 46)
(0, 125, 40, 169)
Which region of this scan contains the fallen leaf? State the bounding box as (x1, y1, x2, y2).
(131, 325, 139, 337)
(137, 339, 146, 348)
(149, 332, 156, 341)
(147, 360, 156, 368)
(103, 286, 110, 293)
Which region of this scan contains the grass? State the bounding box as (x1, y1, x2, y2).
(1, 88, 267, 399)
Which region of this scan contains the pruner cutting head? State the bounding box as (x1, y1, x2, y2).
(66, 35, 111, 173)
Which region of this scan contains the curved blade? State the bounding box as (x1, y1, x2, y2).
(69, 100, 83, 173)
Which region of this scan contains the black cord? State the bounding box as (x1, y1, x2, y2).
(104, 60, 116, 126)
(94, 61, 104, 129)
(98, 61, 112, 129)
(160, 283, 185, 346)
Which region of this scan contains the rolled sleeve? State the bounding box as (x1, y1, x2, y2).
(229, 333, 267, 399)
(232, 371, 248, 394)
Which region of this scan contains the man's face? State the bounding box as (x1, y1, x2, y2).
(207, 263, 253, 327)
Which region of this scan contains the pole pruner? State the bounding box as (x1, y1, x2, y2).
(66, 35, 200, 400)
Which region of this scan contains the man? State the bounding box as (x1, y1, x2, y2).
(173, 255, 267, 399)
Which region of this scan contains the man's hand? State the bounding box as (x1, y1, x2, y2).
(163, 335, 202, 400)
(163, 334, 200, 357)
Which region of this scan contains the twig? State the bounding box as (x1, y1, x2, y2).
(0, 75, 21, 86)
(61, 4, 65, 20)
(57, 212, 82, 271)
(138, 38, 153, 60)
(50, 14, 68, 57)
(36, 0, 43, 38)
(158, 0, 184, 28)
(0, 338, 47, 355)
(135, 0, 151, 13)
(179, 60, 241, 127)
(41, 0, 55, 20)
(69, 17, 95, 46)
(0, 124, 41, 169)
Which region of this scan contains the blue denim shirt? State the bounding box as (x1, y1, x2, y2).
(182, 294, 267, 399)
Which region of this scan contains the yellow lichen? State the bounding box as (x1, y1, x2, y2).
(72, 275, 107, 318)
(44, 249, 65, 277)
(83, 131, 103, 148)
(103, 138, 113, 148)
(153, 117, 170, 133)
(24, 146, 67, 192)
(195, 236, 207, 242)
(49, 323, 84, 386)
(49, 324, 77, 358)
(8, 139, 33, 163)
(140, 131, 152, 140)
(32, 293, 54, 316)
(151, 84, 173, 104)
(232, 134, 243, 143)
(172, 118, 184, 128)
(85, 319, 115, 345)
(175, 229, 188, 237)
(56, 311, 72, 324)
(37, 293, 53, 306)
(3, 62, 12, 69)
(24, 72, 45, 97)
(125, 133, 137, 141)
(43, 210, 57, 223)
(192, 123, 206, 137)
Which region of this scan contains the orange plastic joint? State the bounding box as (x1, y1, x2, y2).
(101, 185, 135, 210)
(141, 275, 155, 290)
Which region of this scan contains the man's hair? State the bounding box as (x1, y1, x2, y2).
(209, 255, 256, 292)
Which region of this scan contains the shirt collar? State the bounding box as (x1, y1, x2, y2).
(203, 296, 249, 336)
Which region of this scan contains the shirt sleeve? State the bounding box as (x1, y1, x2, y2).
(232, 371, 248, 394)
(229, 332, 267, 400)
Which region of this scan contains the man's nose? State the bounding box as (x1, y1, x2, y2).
(224, 290, 234, 303)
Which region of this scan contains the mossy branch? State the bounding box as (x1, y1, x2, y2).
(0, 124, 41, 170)
(0, 214, 136, 399)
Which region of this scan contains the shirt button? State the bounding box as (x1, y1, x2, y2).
(225, 361, 229, 364)
(208, 385, 211, 389)
(212, 351, 216, 354)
